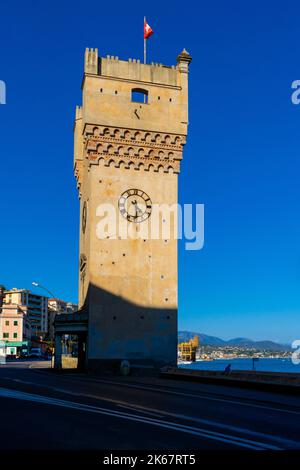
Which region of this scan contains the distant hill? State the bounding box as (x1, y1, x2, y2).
(178, 331, 225, 346)
(178, 331, 290, 351)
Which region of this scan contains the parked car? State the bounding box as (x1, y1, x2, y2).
(19, 351, 28, 359)
(28, 348, 43, 359)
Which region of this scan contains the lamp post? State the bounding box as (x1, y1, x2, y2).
(32, 282, 71, 362)
(32, 281, 60, 363)
(31, 282, 52, 339)
(32, 281, 56, 299)
(32, 281, 57, 334)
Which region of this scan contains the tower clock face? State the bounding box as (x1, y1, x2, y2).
(82, 201, 87, 233)
(119, 189, 152, 223)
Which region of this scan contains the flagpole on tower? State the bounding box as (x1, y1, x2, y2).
(144, 17, 153, 65)
(144, 16, 146, 64)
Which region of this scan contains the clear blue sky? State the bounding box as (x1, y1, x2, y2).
(1, 0, 299, 344)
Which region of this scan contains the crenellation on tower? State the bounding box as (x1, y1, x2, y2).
(99, 56, 180, 87)
(84, 48, 99, 74)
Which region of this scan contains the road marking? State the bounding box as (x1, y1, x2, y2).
(0, 373, 299, 448)
(0, 386, 279, 450)
(26, 363, 300, 417)
(116, 404, 164, 418)
(86, 377, 300, 417)
(22, 382, 300, 447)
(101, 400, 300, 448)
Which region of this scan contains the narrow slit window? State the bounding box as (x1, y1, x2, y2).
(131, 88, 148, 104)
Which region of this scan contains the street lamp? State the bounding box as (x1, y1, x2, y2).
(32, 282, 56, 299)
(32, 282, 66, 360)
(32, 281, 58, 348)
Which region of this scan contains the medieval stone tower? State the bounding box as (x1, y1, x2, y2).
(74, 48, 191, 372)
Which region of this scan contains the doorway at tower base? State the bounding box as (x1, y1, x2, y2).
(53, 312, 88, 371)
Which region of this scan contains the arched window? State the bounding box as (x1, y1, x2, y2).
(131, 88, 148, 104)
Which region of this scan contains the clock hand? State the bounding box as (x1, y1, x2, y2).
(131, 200, 143, 217)
(131, 200, 138, 217)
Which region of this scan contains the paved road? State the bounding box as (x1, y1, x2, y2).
(0, 361, 300, 452)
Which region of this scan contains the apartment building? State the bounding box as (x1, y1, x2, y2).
(0, 304, 32, 356)
(3, 288, 48, 336)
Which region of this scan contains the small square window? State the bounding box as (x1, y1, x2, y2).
(5, 321, 9, 326)
(131, 88, 148, 104)
(3, 333, 9, 339)
(14, 321, 18, 326)
(13, 333, 17, 338)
